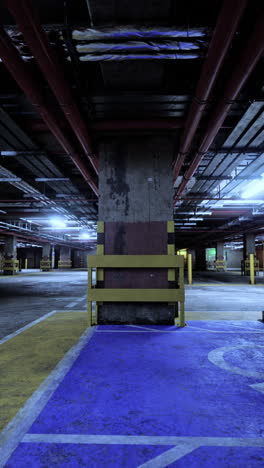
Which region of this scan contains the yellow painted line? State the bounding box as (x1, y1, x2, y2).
(0, 311, 87, 432)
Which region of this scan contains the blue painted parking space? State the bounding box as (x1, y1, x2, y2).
(5, 321, 264, 467)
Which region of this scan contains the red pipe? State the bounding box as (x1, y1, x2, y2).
(0, 24, 98, 197)
(7, 0, 98, 174)
(90, 119, 184, 131)
(22, 118, 236, 133)
(174, 8, 264, 203)
(172, 0, 247, 182)
(0, 228, 87, 249)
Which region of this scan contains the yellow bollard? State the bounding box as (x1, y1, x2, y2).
(25, 258, 28, 270)
(249, 253, 255, 285)
(187, 253, 192, 285)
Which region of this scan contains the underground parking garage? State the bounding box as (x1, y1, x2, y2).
(0, 0, 264, 466)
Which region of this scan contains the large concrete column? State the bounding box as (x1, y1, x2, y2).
(243, 233, 256, 257)
(98, 136, 174, 324)
(216, 241, 224, 260)
(41, 243, 51, 271)
(73, 249, 85, 268)
(58, 246, 72, 269)
(195, 248, 206, 271)
(4, 235, 17, 275)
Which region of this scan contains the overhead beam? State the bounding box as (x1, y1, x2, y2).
(0, 24, 98, 197)
(7, 0, 98, 175)
(172, 0, 247, 181)
(174, 8, 264, 202)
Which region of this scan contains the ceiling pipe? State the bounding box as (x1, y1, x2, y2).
(21, 118, 236, 133)
(0, 24, 98, 197)
(172, 0, 247, 182)
(0, 228, 87, 249)
(6, 0, 98, 175)
(174, 8, 264, 203)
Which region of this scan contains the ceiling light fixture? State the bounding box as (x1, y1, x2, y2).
(241, 173, 264, 199)
(49, 216, 67, 229)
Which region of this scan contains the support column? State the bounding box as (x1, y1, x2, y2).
(73, 249, 85, 268)
(195, 248, 206, 271)
(243, 234, 256, 276)
(58, 246, 72, 269)
(243, 233, 256, 257)
(215, 241, 226, 271)
(3, 235, 17, 275)
(41, 243, 51, 271)
(216, 241, 224, 260)
(98, 136, 174, 324)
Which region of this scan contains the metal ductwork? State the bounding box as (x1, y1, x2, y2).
(0, 24, 98, 197)
(72, 26, 208, 41)
(71, 26, 207, 61)
(174, 8, 264, 203)
(6, 0, 98, 175)
(172, 0, 247, 182)
(78, 53, 200, 61)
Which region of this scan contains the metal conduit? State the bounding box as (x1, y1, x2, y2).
(172, 0, 247, 182)
(174, 8, 264, 203)
(7, 0, 99, 175)
(0, 24, 98, 197)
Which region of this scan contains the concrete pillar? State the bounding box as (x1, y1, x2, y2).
(73, 249, 85, 268)
(41, 243, 51, 271)
(58, 246, 72, 269)
(98, 136, 174, 324)
(243, 233, 256, 257)
(195, 248, 206, 271)
(216, 241, 224, 260)
(4, 235, 17, 275)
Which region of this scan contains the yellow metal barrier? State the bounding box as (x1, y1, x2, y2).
(214, 259, 226, 271)
(249, 254, 255, 285)
(40, 259, 51, 271)
(241, 257, 259, 276)
(58, 260, 72, 269)
(187, 253, 192, 285)
(3, 259, 19, 274)
(87, 254, 185, 328)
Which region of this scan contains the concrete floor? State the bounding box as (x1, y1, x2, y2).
(1, 269, 264, 466)
(0, 269, 263, 339)
(0, 270, 88, 339)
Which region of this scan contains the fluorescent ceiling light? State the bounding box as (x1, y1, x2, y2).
(189, 217, 203, 221)
(35, 178, 70, 182)
(0, 151, 18, 156)
(196, 211, 212, 215)
(241, 173, 264, 199)
(175, 222, 197, 226)
(0, 177, 22, 182)
(79, 232, 92, 239)
(49, 216, 67, 229)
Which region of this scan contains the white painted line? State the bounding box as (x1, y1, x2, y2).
(65, 301, 79, 308)
(129, 325, 161, 333)
(0, 326, 96, 467)
(0, 310, 58, 346)
(65, 295, 87, 309)
(208, 343, 264, 379)
(22, 434, 264, 448)
(96, 329, 264, 334)
(138, 443, 200, 467)
(250, 382, 264, 394)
